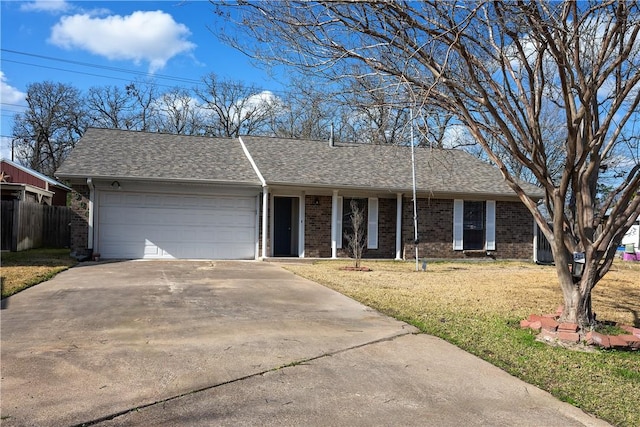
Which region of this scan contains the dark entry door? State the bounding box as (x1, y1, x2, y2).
(274, 197, 297, 256)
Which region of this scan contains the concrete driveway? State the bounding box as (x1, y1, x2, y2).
(1, 261, 609, 426)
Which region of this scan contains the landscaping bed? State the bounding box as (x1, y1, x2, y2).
(284, 259, 640, 427)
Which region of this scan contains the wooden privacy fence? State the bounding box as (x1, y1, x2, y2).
(1, 200, 72, 251)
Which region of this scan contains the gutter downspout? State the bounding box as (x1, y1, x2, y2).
(87, 178, 95, 254)
(239, 136, 268, 259)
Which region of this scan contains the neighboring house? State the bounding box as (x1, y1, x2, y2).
(621, 218, 639, 253)
(1, 158, 71, 206)
(56, 128, 544, 261)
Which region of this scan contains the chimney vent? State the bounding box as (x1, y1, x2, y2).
(329, 123, 334, 147)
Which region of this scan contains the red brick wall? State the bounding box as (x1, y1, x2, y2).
(316, 196, 397, 259)
(402, 198, 459, 259)
(305, 195, 332, 257)
(69, 185, 92, 259)
(495, 201, 534, 259)
(402, 198, 533, 260)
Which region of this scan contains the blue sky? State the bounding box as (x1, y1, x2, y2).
(0, 0, 281, 159)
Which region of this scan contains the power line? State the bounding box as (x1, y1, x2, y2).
(0, 48, 289, 96)
(1, 59, 193, 89)
(1, 103, 27, 108)
(1, 48, 202, 85)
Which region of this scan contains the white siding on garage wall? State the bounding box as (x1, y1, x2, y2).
(97, 191, 256, 259)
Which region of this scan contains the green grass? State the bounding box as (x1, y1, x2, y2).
(284, 260, 640, 427)
(1, 248, 77, 298)
(595, 323, 629, 336)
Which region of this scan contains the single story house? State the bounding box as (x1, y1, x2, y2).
(621, 219, 639, 253)
(1, 158, 71, 206)
(56, 128, 544, 261)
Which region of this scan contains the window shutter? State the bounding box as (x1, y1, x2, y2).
(367, 197, 379, 249)
(453, 199, 464, 250)
(336, 196, 343, 249)
(485, 200, 496, 251)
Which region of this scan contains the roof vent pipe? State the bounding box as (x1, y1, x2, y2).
(329, 123, 334, 147)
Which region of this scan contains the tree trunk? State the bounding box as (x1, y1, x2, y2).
(552, 238, 597, 328)
(559, 283, 593, 327)
(556, 257, 596, 328)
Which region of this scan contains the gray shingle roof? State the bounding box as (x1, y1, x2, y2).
(56, 129, 543, 199)
(56, 128, 262, 185)
(241, 135, 543, 198)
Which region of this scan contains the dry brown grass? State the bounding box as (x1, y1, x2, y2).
(285, 259, 639, 327)
(1, 248, 77, 298)
(283, 259, 640, 427)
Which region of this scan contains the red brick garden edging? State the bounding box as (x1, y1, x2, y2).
(520, 307, 640, 350)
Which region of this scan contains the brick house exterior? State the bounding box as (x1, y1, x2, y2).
(68, 184, 92, 259)
(401, 199, 533, 260)
(58, 128, 543, 261)
(304, 195, 333, 258)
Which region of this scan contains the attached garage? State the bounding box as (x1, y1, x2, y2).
(56, 129, 264, 260)
(96, 191, 257, 259)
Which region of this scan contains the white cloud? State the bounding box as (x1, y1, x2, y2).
(244, 91, 278, 110)
(0, 72, 27, 106)
(0, 73, 26, 160)
(48, 10, 196, 73)
(20, 0, 72, 13)
(441, 124, 474, 149)
(235, 90, 278, 122)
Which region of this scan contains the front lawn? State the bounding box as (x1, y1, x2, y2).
(284, 260, 640, 427)
(1, 248, 77, 298)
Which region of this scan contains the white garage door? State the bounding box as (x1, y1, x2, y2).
(97, 191, 256, 259)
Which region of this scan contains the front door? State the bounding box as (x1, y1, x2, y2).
(273, 197, 299, 257)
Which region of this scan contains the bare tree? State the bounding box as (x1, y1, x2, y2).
(154, 87, 204, 135)
(337, 76, 412, 145)
(85, 85, 138, 130)
(344, 199, 366, 268)
(268, 79, 334, 140)
(12, 81, 86, 177)
(195, 73, 276, 137)
(215, 0, 640, 327)
(125, 80, 158, 131)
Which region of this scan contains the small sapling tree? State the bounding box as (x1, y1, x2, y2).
(344, 199, 366, 269)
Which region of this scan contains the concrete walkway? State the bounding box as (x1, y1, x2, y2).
(0, 261, 609, 426)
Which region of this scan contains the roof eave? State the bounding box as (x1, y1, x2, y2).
(56, 173, 262, 188)
(265, 181, 532, 200)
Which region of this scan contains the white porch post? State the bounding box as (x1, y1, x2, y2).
(331, 190, 338, 259)
(395, 193, 403, 260)
(261, 185, 269, 259)
(299, 193, 305, 258)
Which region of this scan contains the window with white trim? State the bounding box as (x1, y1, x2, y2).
(453, 199, 496, 251)
(339, 197, 379, 250)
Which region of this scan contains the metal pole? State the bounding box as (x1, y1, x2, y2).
(410, 109, 419, 271)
